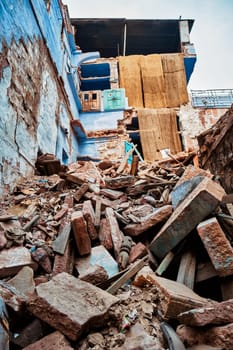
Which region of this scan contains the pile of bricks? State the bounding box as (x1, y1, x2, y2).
(0, 152, 233, 349)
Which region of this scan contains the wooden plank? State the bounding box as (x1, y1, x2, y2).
(156, 251, 174, 276)
(140, 54, 166, 108)
(177, 249, 196, 290)
(138, 108, 182, 161)
(106, 256, 148, 295)
(118, 55, 144, 108)
(94, 197, 102, 228)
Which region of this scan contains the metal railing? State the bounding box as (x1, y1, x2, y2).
(191, 89, 233, 108)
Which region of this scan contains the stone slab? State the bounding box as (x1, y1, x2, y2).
(0, 247, 37, 278)
(27, 272, 119, 341)
(22, 331, 73, 350)
(150, 177, 225, 259)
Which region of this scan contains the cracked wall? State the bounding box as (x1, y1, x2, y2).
(0, 38, 75, 194)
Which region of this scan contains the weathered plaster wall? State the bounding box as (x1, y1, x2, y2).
(178, 102, 228, 151)
(0, 1, 81, 194)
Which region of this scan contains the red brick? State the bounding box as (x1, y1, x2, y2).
(22, 331, 73, 350)
(82, 200, 98, 240)
(71, 211, 91, 256)
(105, 207, 123, 259)
(99, 218, 113, 250)
(27, 272, 118, 341)
(150, 178, 225, 259)
(197, 217, 233, 277)
(129, 243, 147, 263)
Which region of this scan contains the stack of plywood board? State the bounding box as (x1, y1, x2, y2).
(161, 53, 189, 107)
(119, 53, 188, 108)
(138, 108, 182, 161)
(118, 55, 144, 108)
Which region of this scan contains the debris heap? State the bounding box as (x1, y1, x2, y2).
(0, 150, 233, 349)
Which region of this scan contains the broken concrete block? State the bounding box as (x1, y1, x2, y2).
(129, 243, 147, 264)
(177, 323, 233, 350)
(0, 247, 37, 278)
(8, 266, 35, 298)
(134, 266, 209, 319)
(124, 205, 172, 236)
(82, 200, 98, 240)
(150, 178, 225, 259)
(71, 211, 91, 256)
(197, 217, 233, 277)
(22, 331, 73, 350)
(27, 272, 119, 341)
(105, 207, 123, 259)
(75, 245, 119, 279)
(178, 299, 233, 326)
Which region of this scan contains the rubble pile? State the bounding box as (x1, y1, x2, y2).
(0, 151, 233, 349)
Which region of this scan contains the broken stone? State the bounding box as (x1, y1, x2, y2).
(150, 177, 225, 259)
(197, 217, 233, 277)
(124, 205, 172, 236)
(22, 331, 73, 350)
(100, 188, 124, 200)
(8, 266, 35, 298)
(178, 299, 233, 326)
(31, 247, 52, 274)
(82, 200, 98, 240)
(177, 323, 233, 350)
(75, 245, 119, 279)
(171, 165, 212, 208)
(87, 332, 105, 348)
(0, 247, 37, 278)
(134, 266, 210, 319)
(27, 272, 119, 341)
(78, 264, 108, 285)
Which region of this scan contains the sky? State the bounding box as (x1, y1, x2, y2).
(64, 0, 233, 91)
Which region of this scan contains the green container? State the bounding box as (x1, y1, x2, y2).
(103, 88, 126, 111)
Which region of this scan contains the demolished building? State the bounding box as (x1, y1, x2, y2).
(1, 1, 233, 349)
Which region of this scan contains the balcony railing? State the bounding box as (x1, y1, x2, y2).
(191, 89, 233, 108)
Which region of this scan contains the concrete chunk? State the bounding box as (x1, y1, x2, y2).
(150, 178, 225, 259)
(27, 272, 119, 341)
(197, 217, 233, 277)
